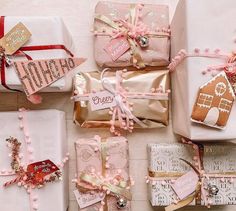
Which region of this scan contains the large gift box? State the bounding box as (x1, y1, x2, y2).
(0, 16, 75, 92)
(73, 69, 170, 134)
(94, 1, 170, 69)
(147, 142, 236, 208)
(171, 0, 236, 140)
(74, 136, 131, 210)
(0, 109, 69, 211)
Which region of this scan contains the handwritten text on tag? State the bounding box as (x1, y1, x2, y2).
(0, 22, 31, 55)
(89, 90, 116, 111)
(171, 170, 199, 200)
(74, 189, 104, 208)
(104, 37, 130, 61)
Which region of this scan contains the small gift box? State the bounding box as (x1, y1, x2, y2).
(74, 135, 132, 210)
(0, 16, 77, 93)
(94, 1, 170, 69)
(147, 141, 236, 209)
(0, 109, 69, 211)
(73, 68, 170, 135)
(170, 0, 236, 140)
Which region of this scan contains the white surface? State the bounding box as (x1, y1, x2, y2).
(0, 0, 235, 211)
(0, 109, 68, 211)
(171, 0, 236, 140)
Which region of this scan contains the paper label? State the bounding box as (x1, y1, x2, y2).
(104, 37, 130, 61)
(171, 171, 199, 200)
(27, 160, 59, 181)
(0, 22, 31, 55)
(13, 57, 85, 96)
(89, 90, 116, 111)
(74, 189, 104, 208)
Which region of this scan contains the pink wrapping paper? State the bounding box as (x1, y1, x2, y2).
(94, 1, 170, 68)
(75, 136, 130, 211)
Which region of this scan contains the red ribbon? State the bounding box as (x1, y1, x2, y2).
(0, 16, 74, 92)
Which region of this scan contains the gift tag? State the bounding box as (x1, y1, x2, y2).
(0, 22, 31, 55)
(104, 37, 130, 61)
(89, 90, 117, 111)
(171, 170, 199, 200)
(74, 189, 104, 208)
(27, 160, 59, 182)
(13, 57, 86, 96)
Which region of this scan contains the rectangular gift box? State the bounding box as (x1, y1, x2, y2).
(75, 136, 130, 210)
(171, 0, 236, 140)
(0, 109, 68, 211)
(0, 16, 75, 92)
(147, 143, 236, 207)
(73, 69, 170, 129)
(94, 1, 170, 68)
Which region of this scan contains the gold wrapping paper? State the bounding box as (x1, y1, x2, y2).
(73, 69, 169, 128)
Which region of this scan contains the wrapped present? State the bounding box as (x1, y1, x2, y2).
(0, 16, 84, 93)
(74, 135, 132, 211)
(147, 140, 236, 209)
(72, 68, 170, 135)
(93, 1, 170, 69)
(170, 0, 236, 140)
(0, 109, 69, 211)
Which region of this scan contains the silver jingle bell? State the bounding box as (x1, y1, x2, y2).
(116, 197, 127, 209)
(208, 184, 219, 196)
(137, 35, 149, 48)
(5, 56, 12, 66)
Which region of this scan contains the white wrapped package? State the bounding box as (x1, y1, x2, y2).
(171, 0, 236, 140)
(1, 16, 75, 92)
(0, 109, 68, 211)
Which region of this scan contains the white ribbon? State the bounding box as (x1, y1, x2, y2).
(101, 69, 147, 128)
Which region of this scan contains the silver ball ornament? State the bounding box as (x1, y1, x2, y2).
(116, 197, 127, 209)
(137, 35, 149, 48)
(208, 184, 219, 196)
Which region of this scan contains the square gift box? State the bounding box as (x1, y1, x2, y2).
(147, 142, 236, 207)
(0, 109, 69, 211)
(94, 1, 170, 68)
(73, 69, 170, 133)
(74, 136, 131, 210)
(171, 0, 236, 140)
(0, 16, 75, 92)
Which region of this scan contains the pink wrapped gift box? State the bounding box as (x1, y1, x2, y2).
(75, 136, 131, 211)
(94, 1, 170, 68)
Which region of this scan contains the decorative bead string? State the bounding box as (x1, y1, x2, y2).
(169, 48, 232, 74)
(0, 108, 70, 211)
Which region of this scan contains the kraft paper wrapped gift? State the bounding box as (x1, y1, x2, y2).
(0, 109, 69, 211)
(73, 69, 170, 131)
(147, 143, 236, 207)
(170, 0, 236, 140)
(94, 1, 170, 68)
(74, 136, 131, 211)
(0, 16, 75, 92)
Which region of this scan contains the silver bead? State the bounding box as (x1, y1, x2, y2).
(5, 56, 12, 66)
(208, 184, 219, 196)
(116, 197, 127, 209)
(137, 35, 149, 48)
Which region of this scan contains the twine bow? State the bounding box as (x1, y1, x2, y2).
(94, 4, 170, 69)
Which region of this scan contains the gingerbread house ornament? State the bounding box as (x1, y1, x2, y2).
(191, 71, 235, 129)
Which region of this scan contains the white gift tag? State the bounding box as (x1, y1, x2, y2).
(89, 90, 117, 111)
(73, 189, 104, 209)
(171, 170, 199, 200)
